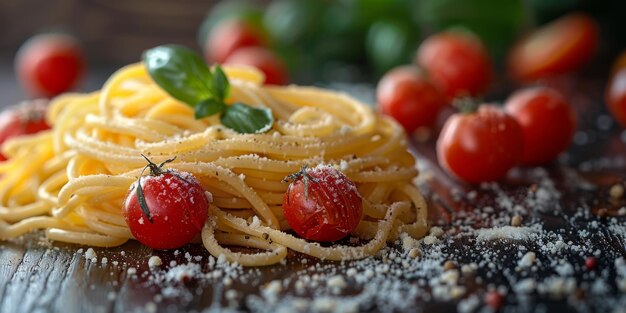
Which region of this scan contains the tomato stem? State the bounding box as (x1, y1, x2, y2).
(453, 96, 481, 114)
(282, 164, 319, 202)
(135, 154, 177, 224)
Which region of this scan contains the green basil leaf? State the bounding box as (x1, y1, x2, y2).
(143, 45, 214, 107)
(212, 65, 230, 101)
(195, 98, 227, 119)
(221, 102, 274, 134)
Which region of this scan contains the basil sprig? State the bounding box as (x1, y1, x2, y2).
(143, 45, 273, 134)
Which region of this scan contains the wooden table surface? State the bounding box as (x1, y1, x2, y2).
(0, 63, 625, 313)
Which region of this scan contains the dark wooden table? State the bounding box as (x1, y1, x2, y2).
(1, 63, 625, 313)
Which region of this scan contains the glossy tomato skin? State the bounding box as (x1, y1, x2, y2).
(508, 13, 598, 82)
(606, 68, 626, 128)
(416, 31, 493, 100)
(225, 47, 289, 85)
(283, 166, 363, 242)
(205, 19, 264, 64)
(505, 87, 576, 165)
(16, 34, 85, 98)
(0, 100, 50, 161)
(377, 66, 446, 133)
(124, 172, 209, 249)
(437, 105, 523, 184)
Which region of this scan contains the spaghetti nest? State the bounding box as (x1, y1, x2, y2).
(0, 64, 428, 266)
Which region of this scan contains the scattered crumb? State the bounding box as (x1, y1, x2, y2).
(148, 256, 162, 268)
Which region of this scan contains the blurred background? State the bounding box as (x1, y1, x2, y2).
(1, 0, 626, 104)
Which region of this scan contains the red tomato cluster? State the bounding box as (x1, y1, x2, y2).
(204, 18, 289, 85)
(377, 13, 594, 184)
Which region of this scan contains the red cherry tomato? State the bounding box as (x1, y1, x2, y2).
(508, 12, 598, 82)
(124, 159, 209, 249)
(437, 105, 523, 184)
(0, 100, 51, 161)
(376, 66, 446, 133)
(505, 86, 576, 165)
(415, 31, 493, 100)
(606, 67, 626, 128)
(204, 19, 264, 64)
(283, 165, 363, 242)
(225, 47, 289, 85)
(15, 34, 85, 98)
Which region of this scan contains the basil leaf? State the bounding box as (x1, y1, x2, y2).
(221, 102, 274, 134)
(212, 65, 230, 101)
(195, 98, 227, 119)
(143, 45, 214, 107)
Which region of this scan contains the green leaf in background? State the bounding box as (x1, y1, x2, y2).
(197, 0, 265, 48)
(143, 45, 214, 107)
(195, 98, 227, 119)
(416, 0, 526, 60)
(263, 0, 325, 47)
(221, 103, 274, 134)
(366, 19, 419, 76)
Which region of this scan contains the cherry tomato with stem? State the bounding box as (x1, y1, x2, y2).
(505, 86, 576, 165)
(225, 46, 289, 85)
(124, 156, 210, 249)
(15, 33, 85, 98)
(437, 103, 523, 184)
(0, 100, 51, 161)
(415, 30, 493, 100)
(204, 19, 265, 64)
(282, 165, 363, 242)
(377, 65, 446, 133)
(508, 12, 598, 82)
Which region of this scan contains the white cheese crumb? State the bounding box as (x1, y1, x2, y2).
(144, 302, 157, 313)
(225, 289, 238, 301)
(422, 235, 440, 245)
(346, 268, 357, 277)
(519, 252, 536, 268)
(107, 292, 116, 301)
(101, 257, 108, 264)
(327, 275, 347, 289)
(514, 278, 537, 293)
(205, 191, 213, 203)
(429, 226, 444, 238)
(440, 270, 460, 285)
(457, 295, 480, 313)
(476, 226, 536, 241)
(223, 277, 233, 286)
(262, 280, 282, 303)
(251, 216, 261, 228)
(127, 267, 137, 275)
(610, 184, 624, 199)
(148, 256, 162, 267)
(85, 248, 97, 260)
